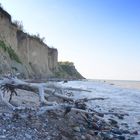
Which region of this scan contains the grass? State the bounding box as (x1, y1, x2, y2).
(0, 40, 21, 63)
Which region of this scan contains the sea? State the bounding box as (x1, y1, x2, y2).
(60, 79, 140, 139)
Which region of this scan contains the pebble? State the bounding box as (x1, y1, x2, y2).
(61, 135, 69, 140)
(109, 119, 118, 125)
(81, 135, 86, 140)
(80, 126, 86, 133)
(121, 123, 129, 128)
(100, 132, 113, 139)
(92, 122, 100, 130)
(3, 129, 6, 132)
(122, 130, 130, 134)
(0, 135, 6, 139)
(25, 133, 32, 139)
(85, 134, 93, 140)
(94, 131, 99, 136)
(0, 102, 139, 140)
(73, 136, 79, 140)
(116, 135, 125, 140)
(73, 126, 81, 132)
(131, 130, 138, 135)
(88, 130, 95, 136)
(116, 114, 124, 120)
(128, 137, 135, 140)
(111, 128, 123, 135)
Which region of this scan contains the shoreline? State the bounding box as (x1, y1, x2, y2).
(87, 79, 140, 90)
(105, 80, 140, 90)
(0, 79, 140, 139)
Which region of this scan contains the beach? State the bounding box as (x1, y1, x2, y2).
(0, 79, 140, 139)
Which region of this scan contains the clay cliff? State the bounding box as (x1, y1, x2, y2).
(0, 7, 84, 79)
(0, 7, 57, 78)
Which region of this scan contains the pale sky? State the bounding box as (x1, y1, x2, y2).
(0, 0, 140, 80)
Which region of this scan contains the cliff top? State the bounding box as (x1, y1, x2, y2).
(0, 6, 11, 21)
(0, 4, 56, 51)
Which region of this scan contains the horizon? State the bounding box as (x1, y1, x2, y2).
(89, 78, 140, 82)
(0, 0, 140, 80)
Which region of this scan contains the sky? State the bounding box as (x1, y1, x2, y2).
(0, 0, 140, 80)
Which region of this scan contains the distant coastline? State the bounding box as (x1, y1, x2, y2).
(89, 79, 140, 90)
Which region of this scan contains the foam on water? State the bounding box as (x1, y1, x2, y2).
(60, 80, 140, 139)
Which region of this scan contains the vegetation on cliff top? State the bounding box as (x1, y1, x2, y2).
(0, 40, 21, 63)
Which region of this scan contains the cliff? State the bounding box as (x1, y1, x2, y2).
(55, 62, 84, 79)
(0, 6, 84, 79)
(0, 7, 57, 78)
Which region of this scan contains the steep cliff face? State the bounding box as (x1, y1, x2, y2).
(0, 7, 58, 78)
(0, 7, 84, 79)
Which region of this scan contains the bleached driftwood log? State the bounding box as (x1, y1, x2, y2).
(0, 76, 125, 118)
(0, 77, 85, 110)
(0, 90, 15, 109)
(0, 77, 75, 102)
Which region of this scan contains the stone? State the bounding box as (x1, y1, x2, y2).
(131, 130, 138, 135)
(128, 137, 135, 140)
(73, 126, 81, 132)
(92, 122, 100, 130)
(3, 129, 6, 132)
(116, 135, 125, 140)
(122, 130, 130, 134)
(81, 135, 86, 140)
(109, 119, 118, 125)
(100, 132, 113, 140)
(121, 123, 129, 128)
(117, 114, 124, 120)
(88, 130, 95, 136)
(25, 133, 32, 139)
(80, 126, 86, 133)
(61, 135, 69, 140)
(0, 135, 6, 139)
(85, 134, 94, 140)
(111, 128, 123, 135)
(137, 121, 140, 125)
(73, 136, 80, 140)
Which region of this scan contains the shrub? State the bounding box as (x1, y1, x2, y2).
(31, 33, 45, 43)
(12, 20, 24, 31)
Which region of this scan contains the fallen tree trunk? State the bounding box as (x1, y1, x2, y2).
(0, 77, 81, 110)
(0, 76, 123, 118)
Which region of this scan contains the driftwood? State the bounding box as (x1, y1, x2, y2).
(0, 76, 126, 118)
(0, 78, 85, 111)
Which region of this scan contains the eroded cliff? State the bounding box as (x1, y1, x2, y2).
(0, 7, 58, 78)
(0, 7, 84, 79)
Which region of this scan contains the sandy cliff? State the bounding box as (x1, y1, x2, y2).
(0, 7, 83, 79)
(0, 7, 58, 78)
